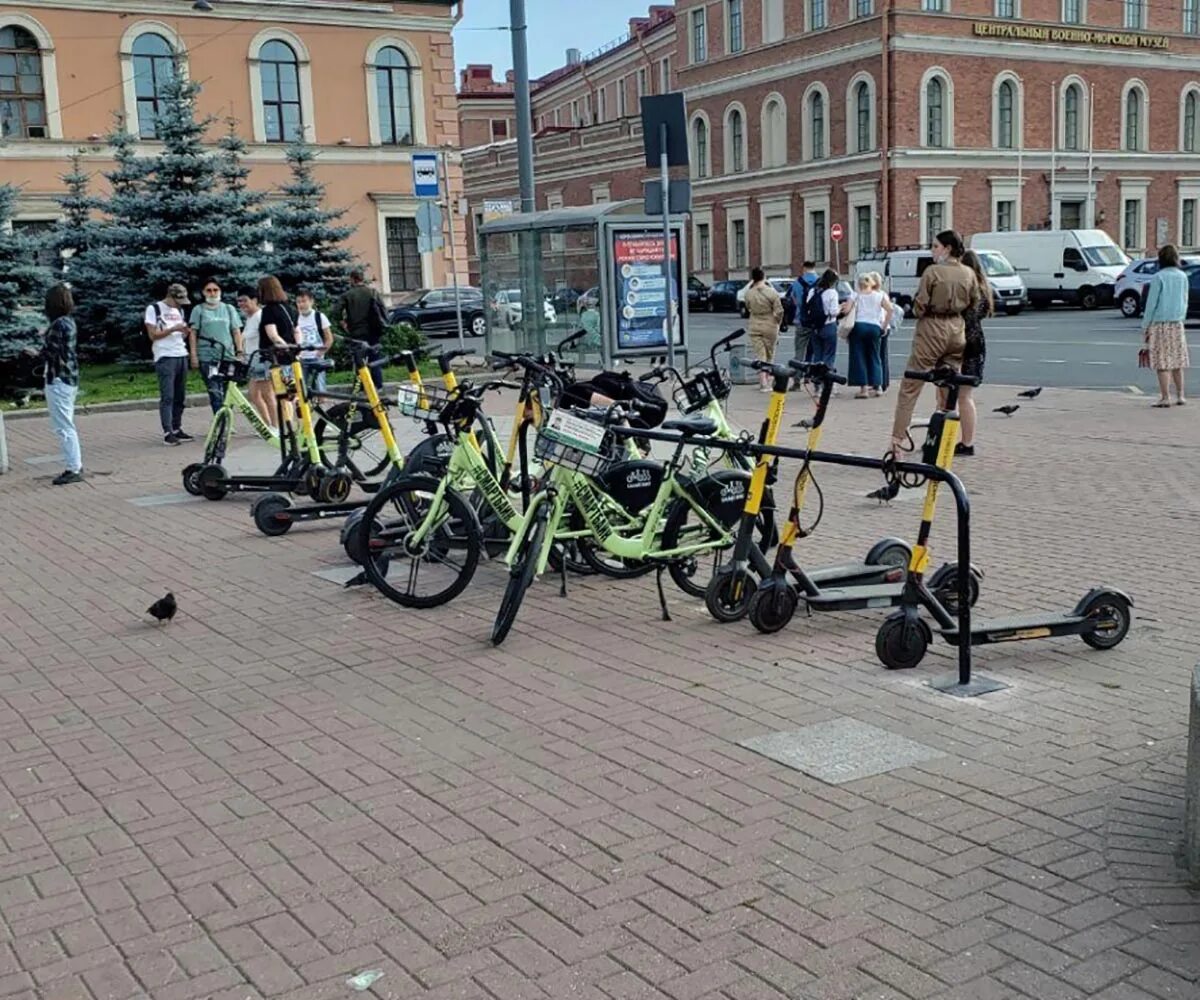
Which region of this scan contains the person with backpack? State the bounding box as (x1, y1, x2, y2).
(295, 286, 334, 395)
(808, 269, 841, 371)
(789, 261, 820, 388)
(144, 282, 194, 445)
(332, 269, 389, 389)
(188, 277, 244, 414)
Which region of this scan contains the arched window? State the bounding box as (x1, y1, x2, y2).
(1124, 84, 1145, 151)
(260, 39, 303, 142)
(729, 108, 744, 172)
(374, 46, 413, 145)
(762, 96, 786, 168)
(997, 79, 1015, 149)
(693, 117, 709, 178)
(810, 92, 825, 159)
(855, 81, 871, 152)
(1064, 84, 1081, 150)
(131, 33, 174, 139)
(1185, 90, 1198, 152)
(0, 25, 46, 138)
(926, 76, 945, 147)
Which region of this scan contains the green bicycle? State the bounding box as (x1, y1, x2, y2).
(490, 401, 752, 645)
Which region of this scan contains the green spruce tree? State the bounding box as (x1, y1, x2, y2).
(217, 118, 269, 288)
(0, 184, 53, 382)
(47, 154, 100, 282)
(267, 139, 357, 299)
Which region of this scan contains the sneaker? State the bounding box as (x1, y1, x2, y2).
(954, 443, 975, 456)
(173, 429, 195, 442)
(52, 470, 83, 485)
(164, 432, 180, 446)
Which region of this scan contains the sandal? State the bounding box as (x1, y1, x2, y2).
(1176, 399, 1187, 406)
(1152, 400, 1172, 408)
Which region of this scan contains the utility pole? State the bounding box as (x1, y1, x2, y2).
(440, 149, 465, 347)
(509, 0, 544, 352)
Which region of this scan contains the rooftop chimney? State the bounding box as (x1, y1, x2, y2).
(565, 47, 581, 66)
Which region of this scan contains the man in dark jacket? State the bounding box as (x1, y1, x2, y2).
(788, 261, 819, 389)
(332, 269, 388, 387)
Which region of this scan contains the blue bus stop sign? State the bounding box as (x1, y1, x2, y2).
(412, 154, 439, 198)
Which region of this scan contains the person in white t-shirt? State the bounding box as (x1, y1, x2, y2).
(237, 287, 275, 427)
(144, 282, 193, 445)
(294, 287, 334, 395)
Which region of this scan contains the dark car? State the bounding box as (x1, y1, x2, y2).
(551, 287, 585, 314)
(1137, 264, 1200, 319)
(687, 275, 711, 311)
(708, 279, 742, 312)
(389, 287, 487, 338)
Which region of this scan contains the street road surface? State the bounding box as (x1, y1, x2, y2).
(445, 306, 1170, 393)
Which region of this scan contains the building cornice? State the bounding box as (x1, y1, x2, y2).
(0, 0, 454, 32)
(682, 40, 882, 101)
(0, 138, 455, 166)
(893, 31, 1200, 69)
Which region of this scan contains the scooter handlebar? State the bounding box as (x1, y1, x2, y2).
(789, 360, 848, 385)
(904, 367, 981, 388)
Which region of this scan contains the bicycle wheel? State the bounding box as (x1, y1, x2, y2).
(661, 495, 736, 599)
(359, 475, 482, 609)
(205, 409, 231, 465)
(492, 512, 547, 646)
(316, 402, 389, 480)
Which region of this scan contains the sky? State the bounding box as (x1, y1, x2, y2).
(453, 0, 640, 80)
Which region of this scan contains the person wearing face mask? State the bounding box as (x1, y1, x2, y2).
(889, 229, 979, 450)
(188, 278, 244, 415)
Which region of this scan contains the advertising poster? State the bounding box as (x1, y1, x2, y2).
(611, 230, 683, 352)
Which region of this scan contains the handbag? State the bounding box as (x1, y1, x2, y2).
(837, 303, 857, 340)
(1138, 347, 1151, 369)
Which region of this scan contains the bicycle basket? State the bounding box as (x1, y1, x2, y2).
(208, 358, 250, 383)
(534, 410, 619, 478)
(674, 368, 731, 415)
(397, 383, 457, 424)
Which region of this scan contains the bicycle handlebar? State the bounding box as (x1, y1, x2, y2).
(555, 328, 587, 353)
(904, 367, 981, 388)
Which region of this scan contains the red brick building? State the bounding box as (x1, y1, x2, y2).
(462, 0, 1200, 284)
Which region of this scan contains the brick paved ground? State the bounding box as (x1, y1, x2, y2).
(1, 381, 1198, 1000)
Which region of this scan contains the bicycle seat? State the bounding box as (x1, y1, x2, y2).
(662, 416, 718, 437)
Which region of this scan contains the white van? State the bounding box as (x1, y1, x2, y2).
(973, 249, 1028, 315)
(854, 249, 933, 314)
(968, 230, 1128, 310)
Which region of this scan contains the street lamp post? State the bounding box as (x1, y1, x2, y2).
(509, 0, 544, 352)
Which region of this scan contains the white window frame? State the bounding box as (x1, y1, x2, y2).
(1181, 85, 1200, 151)
(1121, 79, 1148, 152)
(724, 102, 748, 174)
(1119, 178, 1149, 252)
(571, 98, 580, 126)
(365, 36, 427, 147)
(1058, 76, 1089, 151)
(690, 8, 708, 64)
(248, 27, 316, 143)
(690, 111, 712, 179)
(854, 0, 876, 16)
(726, 200, 750, 273)
(844, 179, 877, 261)
(693, 205, 714, 275)
(1062, 0, 1086, 21)
(617, 77, 628, 117)
(758, 195, 793, 269)
(1178, 179, 1200, 247)
(919, 67, 954, 149)
(922, 0, 948, 11)
(991, 72, 1023, 150)
(763, 0, 785, 42)
(994, 0, 1020, 16)
(660, 57, 671, 93)
(591, 182, 611, 204)
(760, 93, 788, 168)
(597, 86, 606, 123)
(807, 0, 829, 31)
(1, 12, 62, 139)
(801, 82, 831, 161)
(373, 195, 433, 296)
(637, 67, 648, 98)
(1124, 0, 1146, 29)
(918, 176, 958, 243)
(726, 0, 745, 54)
(988, 176, 1024, 233)
(803, 186, 832, 265)
(845, 73, 876, 154)
(119, 20, 188, 139)
(546, 191, 564, 250)
(1186, 0, 1200, 33)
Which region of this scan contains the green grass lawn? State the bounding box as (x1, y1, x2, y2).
(1, 360, 443, 411)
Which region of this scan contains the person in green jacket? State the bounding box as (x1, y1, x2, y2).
(188, 277, 244, 414)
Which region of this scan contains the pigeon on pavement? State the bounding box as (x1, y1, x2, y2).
(993, 404, 1021, 416)
(146, 592, 177, 624)
(1017, 387, 1042, 398)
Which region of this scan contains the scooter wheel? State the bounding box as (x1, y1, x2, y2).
(1080, 592, 1132, 650)
(318, 468, 353, 504)
(875, 613, 929, 670)
(865, 538, 911, 568)
(182, 462, 204, 496)
(748, 584, 798, 635)
(198, 464, 228, 501)
(252, 493, 294, 537)
(704, 568, 757, 624)
(929, 563, 981, 614)
(304, 464, 327, 500)
(341, 509, 367, 563)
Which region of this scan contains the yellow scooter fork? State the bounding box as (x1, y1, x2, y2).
(907, 404, 962, 578)
(290, 360, 320, 460)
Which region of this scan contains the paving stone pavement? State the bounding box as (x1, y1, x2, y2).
(0, 382, 1198, 1000)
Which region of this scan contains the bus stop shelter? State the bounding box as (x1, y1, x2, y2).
(478, 201, 689, 369)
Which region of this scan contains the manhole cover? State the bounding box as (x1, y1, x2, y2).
(739, 717, 945, 785)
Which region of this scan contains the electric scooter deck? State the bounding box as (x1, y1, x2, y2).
(937, 587, 1132, 646)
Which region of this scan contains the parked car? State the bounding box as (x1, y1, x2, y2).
(708, 280, 742, 312)
(551, 287, 585, 314)
(973, 249, 1028, 315)
(687, 275, 711, 311)
(492, 288, 557, 328)
(389, 287, 486, 338)
(1137, 261, 1200, 317)
(736, 277, 793, 318)
(1117, 255, 1200, 317)
(969, 229, 1128, 309)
